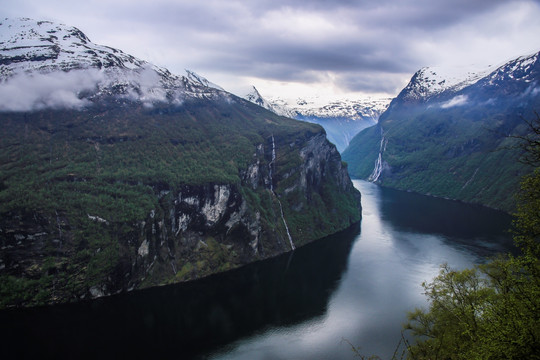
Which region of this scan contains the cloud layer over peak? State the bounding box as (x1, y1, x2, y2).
(0, 70, 101, 112)
(3, 0, 540, 100)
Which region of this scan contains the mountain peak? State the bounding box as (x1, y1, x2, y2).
(244, 86, 267, 107)
(249, 85, 262, 97)
(184, 69, 224, 91)
(400, 63, 492, 102)
(398, 50, 540, 103)
(0, 17, 227, 111)
(0, 17, 146, 75)
(243, 85, 291, 116)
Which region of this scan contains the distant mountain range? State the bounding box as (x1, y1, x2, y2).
(0, 18, 360, 307)
(342, 50, 540, 211)
(243, 86, 390, 152)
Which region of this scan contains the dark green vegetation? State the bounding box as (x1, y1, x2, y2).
(403, 116, 540, 359)
(0, 100, 310, 216)
(344, 106, 535, 212)
(0, 96, 361, 308)
(342, 123, 382, 180)
(342, 53, 540, 212)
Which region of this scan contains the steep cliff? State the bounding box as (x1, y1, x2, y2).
(0, 18, 361, 308)
(0, 98, 361, 307)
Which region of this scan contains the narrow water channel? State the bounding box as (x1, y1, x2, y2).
(0, 181, 515, 359)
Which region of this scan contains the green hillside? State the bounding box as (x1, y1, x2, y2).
(0, 97, 361, 307)
(343, 53, 540, 212)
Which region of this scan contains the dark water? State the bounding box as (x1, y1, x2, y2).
(0, 181, 515, 359)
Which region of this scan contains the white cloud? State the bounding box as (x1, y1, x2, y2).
(441, 95, 469, 109)
(2, 0, 540, 101)
(0, 66, 179, 111)
(0, 70, 103, 112)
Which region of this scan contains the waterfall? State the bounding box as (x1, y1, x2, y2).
(368, 128, 387, 182)
(269, 135, 276, 192)
(276, 196, 295, 250)
(269, 135, 296, 251)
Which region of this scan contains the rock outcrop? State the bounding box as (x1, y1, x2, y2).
(0, 108, 361, 307)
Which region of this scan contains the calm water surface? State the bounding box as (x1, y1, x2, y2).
(0, 180, 514, 359)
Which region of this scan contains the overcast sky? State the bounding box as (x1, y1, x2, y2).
(4, 0, 540, 101)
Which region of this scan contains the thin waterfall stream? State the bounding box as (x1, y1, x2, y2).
(368, 127, 387, 182)
(269, 135, 295, 250)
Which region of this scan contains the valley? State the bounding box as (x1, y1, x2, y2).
(244, 86, 390, 152)
(0, 12, 539, 360)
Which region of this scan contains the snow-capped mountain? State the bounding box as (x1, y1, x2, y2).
(399, 65, 491, 102)
(243, 87, 390, 152)
(185, 69, 224, 91)
(0, 18, 363, 309)
(398, 51, 540, 103)
(245, 86, 280, 113)
(343, 49, 540, 211)
(0, 18, 227, 111)
(480, 52, 539, 87)
(269, 96, 390, 122)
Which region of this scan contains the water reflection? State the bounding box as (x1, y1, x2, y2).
(211, 181, 515, 359)
(0, 223, 359, 360)
(376, 185, 515, 257)
(0, 181, 516, 360)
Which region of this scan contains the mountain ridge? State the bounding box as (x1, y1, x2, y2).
(395, 51, 539, 104)
(342, 49, 540, 212)
(0, 17, 229, 111)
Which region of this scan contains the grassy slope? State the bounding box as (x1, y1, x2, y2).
(0, 98, 317, 217)
(0, 96, 360, 307)
(341, 124, 381, 179)
(343, 96, 540, 212)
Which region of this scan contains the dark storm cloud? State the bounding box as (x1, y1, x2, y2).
(137, 0, 534, 92)
(3, 0, 540, 96)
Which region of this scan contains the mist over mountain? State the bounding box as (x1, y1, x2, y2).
(0, 18, 361, 308)
(0, 18, 232, 112)
(342, 50, 540, 211)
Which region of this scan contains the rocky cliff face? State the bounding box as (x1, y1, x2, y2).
(129, 132, 360, 291)
(0, 107, 361, 306)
